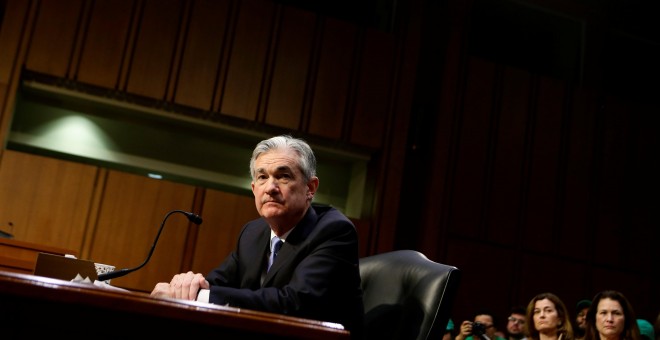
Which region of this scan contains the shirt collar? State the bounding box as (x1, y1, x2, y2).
(270, 227, 294, 243)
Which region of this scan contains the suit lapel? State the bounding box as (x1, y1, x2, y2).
(262, 206, 319, 285)
(245, 220, 270, 287)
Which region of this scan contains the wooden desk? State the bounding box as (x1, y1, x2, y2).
(0, 270, 350, 339)
(0, 238, 77, 274)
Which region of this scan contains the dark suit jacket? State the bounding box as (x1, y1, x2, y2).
(206, 204, 364, 335)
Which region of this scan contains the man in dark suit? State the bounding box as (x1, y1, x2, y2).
(151, 135, 364, 336)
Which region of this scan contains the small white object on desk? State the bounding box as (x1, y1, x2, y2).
(70, 273, 130, 292)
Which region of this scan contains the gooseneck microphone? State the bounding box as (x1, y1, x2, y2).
(97, 210, 203, 282)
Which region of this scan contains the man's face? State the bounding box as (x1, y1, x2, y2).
(576, 307, 589, 329)
(507, 313, 526, 336)
(475, 315, 497, 339)
(251, 149, 318, 232)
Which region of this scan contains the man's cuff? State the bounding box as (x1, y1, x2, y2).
(196, 288, 210, 303)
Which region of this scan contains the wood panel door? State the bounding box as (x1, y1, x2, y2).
(88, 169, 197, 292)
(76, 0, 134, 88)
(125, 0, 185, 99)
(0, 150, 99, 253)
(24, 0, 84, 78)
(263, 6, 316, 130)
(174, 0, 231, 110)
(191, 189, 260, 275)
(219, 0, 275, 121)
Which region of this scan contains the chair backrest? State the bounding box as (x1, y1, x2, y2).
(359, 249, 461, 340)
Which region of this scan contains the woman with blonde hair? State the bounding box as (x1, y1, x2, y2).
(584, 290, 640, 340)
(525, 292, 574, 340)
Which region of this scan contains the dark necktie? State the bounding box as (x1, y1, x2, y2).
(268, 236, 283, 272)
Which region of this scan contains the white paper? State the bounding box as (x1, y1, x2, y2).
(70, 273, 129, 292)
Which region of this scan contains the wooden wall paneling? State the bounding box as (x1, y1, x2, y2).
(219, 0, 275, 120)
(80, 168, 108, 261)
(350, 218, 372, 258)
(519, 253, 587, 313)
(348, 28, 395, 149)
(416, 104, 454, 255)
(417, 0, 469, 258)
(357, 157, 381, 254)
(0, 0, 34, 158)
(371, 0, 422, 255)
(64, 0, 93, 80)
(23, 0, 83, 78)
(0, 0, 30, 86)
(623, 100, 660, 273)
(179, 186, 205, 271)
(191, 189, 259, 275)
(263, 6, 316, 130)
(0, 150, 99, 253)
(125, 0, 185, 99)
(445, 238, 517, 322)
(447, 57, 495, 239)
(616, 100, 656, 274)
(305, 17, 357, 140)
(557, 86, 597, 261)
(76, 0, 134, 89)
(571, 260, 594, 303)
(520, 76, 564, 253)
(592, 95, 628, 268)
(591, 266, 654, 320)
(116, 0, 142, 90)
(163, 0, 191, 102)
(89, 170, 197, 292)
(174, 0, 231, 111)
(486, 66, 530, 247)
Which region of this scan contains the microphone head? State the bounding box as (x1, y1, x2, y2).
(97, 268, 132, 281)
(185, 212, 203, 225)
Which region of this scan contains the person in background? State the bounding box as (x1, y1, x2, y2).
(456, 310, 507, 340)
(506, 305, 528, 340)
(444, 319, 456, 340)
(575, 300, 593, 340)
(150, 135, 364, 337)
(583, 290, 640, 340)
(637, 319, 655, 340)
(525, 292, 574, 340)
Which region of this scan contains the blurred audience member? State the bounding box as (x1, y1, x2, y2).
(636, 319, 654, 340)
(575, 300, 593, 340)
(525, 292, 574, 340)
(507, 306, 528, 340)
(456, 310, 507, 340)
(584, 290, 640, 340)
(444, 319, 456, 340)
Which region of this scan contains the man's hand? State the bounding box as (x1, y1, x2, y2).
(456, 320, 473, 340)
(150, 271, 209, 301)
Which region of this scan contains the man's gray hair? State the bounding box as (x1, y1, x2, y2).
(249, 135, 317, 182)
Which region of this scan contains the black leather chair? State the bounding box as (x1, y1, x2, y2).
(359, 250, 461, 340)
